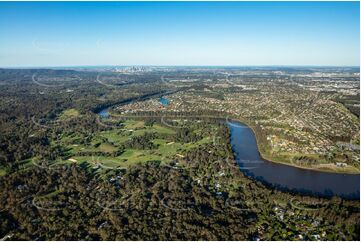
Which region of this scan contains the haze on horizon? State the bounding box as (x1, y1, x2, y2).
(0, 1, 359, 67)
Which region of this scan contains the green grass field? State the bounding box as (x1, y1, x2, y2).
(49, 119, 214, 170)
(58, 108, 80, 120)
(0, 168, 7, 177)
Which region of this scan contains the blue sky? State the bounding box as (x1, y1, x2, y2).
(0, 1, 359, 67)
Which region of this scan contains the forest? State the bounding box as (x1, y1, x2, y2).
(0, 69, 359, 240)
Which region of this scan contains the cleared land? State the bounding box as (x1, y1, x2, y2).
(41, 119, 217, 170)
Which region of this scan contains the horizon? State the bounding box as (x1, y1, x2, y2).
(1, 64, 360, 69)
(0, 1, 360, 67)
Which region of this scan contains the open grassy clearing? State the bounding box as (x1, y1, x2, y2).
(40, 119, 216, 171)
(262, 151, 360, 174)
(70, 135, 213, 169)
(0, 168, 7, 177)
(58, 108, 80, 120)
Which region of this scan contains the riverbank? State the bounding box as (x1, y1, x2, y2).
(228, 119, 359, 199)
(94, 106, 359, 197)
(234, 117, 360, 175)
(96, 100, 359, 176)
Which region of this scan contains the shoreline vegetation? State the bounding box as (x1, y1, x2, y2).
(94, 111, 359, 198)
(102, 106, 359, 175)
(0, 67, 359, 240)
(235, 117, 360, 175)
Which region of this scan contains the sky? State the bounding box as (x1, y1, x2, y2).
(0, 1, 359, 67)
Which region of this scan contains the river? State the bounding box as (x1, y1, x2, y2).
(96, 107, 359, 199)
(228, 120, 360, 199)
